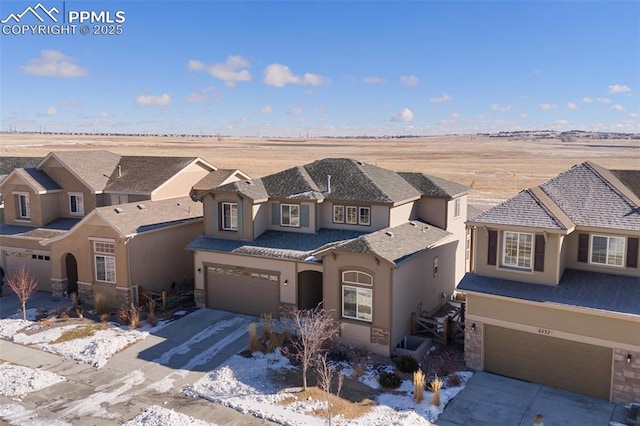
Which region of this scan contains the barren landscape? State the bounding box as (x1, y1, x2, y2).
(1, 133, 638, 201)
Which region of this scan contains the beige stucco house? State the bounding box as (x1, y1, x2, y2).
(188, 158, 470, 356)
(460, 161, 640, 403)
(0, 150, 245, 305)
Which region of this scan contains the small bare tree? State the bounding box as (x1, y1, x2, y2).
(287, 306, 340, 389)
(5, 266, 39, 321)
(317, 353, 344, 425)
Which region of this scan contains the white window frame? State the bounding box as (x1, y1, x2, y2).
(222, 202, 238, 231)
(454, 198, 461, 219)
(502, 231, 533, 270)
(358, 207, 371, 225)
(345, 206, 358, 224)
(69, 192, 84, 215)
(281, 204, 300, 227)
(16, 192, 30, 219)
(341, 270, 373, 322)
(590, 235, 625, 267)
(94, 241, 116, 283)
(333, 205, 345, 223)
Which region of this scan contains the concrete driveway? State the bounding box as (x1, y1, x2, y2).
(437, 371, 629, 425)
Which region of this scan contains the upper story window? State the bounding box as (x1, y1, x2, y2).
(111, 194, 128, 205)
(590, 235, 624, 267)
(69, 192, 84, 215)
(503, 231, 533, 270)
(341, 270, 373, 322)
(94, 241, 116, 283)
(334, 205, 370, 226)
(281, 204, 300, 227)
(454, 198, 461, 219)
(16, 192, 30, 219)
(222, 202, 238, 231)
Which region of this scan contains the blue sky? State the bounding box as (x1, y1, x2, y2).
(1, 1, 638, 136)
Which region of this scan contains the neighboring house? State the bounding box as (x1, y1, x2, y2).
(0, 157, 43, 221)
(0, 151, 223, 298)
(459, 161, 640, 403)
(188, 158, 470, 356)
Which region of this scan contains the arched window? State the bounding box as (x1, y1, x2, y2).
(341, 270, 373, 322)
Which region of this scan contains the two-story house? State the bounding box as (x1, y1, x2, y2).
(459, 161, 640, 403)
(0, 150, 245, 307)
(188, 158, 470, 356)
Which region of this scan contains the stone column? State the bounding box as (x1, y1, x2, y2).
(77, 281, 93, 307)
(116, 286, 131, 309)
(51, 278, 68, 300)
(194, 288, 206, 308)
(612, 348, 640, 404)
(464, 319, 483, 370)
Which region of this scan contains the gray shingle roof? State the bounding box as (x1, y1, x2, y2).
(262, 166, 324, 199)
(0, 157, 43, 179)
(187, 228, 366, 261)
(611, 169, 640, 199)
(94, 196, 203, 237)
(458, 269, 640, 317)
(0, 218, 80, 239)
(329, 220, 451, 265)
(193, 169, 242, 190)
(49, 151, 122, 192)
(540, 162, 639, 231)
(21, 168, 62, 192)
(468, 189, 568, 230)
(104, 156, 200, 193)
(399, 172, 470, 198)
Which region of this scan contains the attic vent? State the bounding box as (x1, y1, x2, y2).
(245, 180, 252, 185)
(137, 204, 146, 210)
(385, 231, 394, 237)
(114, 207, 124, 214)
(357, 160, 363, 165)
(409, 221, 416, 226)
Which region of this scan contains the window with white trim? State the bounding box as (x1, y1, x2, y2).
(334, 205, 371, 226)
(358, 207, 371, 225)
(502, 231, 533, 269)
(454, 198, 461, 219)
(341, 270, 373, 322)
(281, 204, 300, 227)
(69, 192, 84, 215)
(222, 202, 238, 231)
(333, 205, 345, 223)
(94, 241, 116, 283)
(16, 192, 30, 219)
(590, 235, 624, 267)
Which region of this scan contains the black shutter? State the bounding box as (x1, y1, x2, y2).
(487, 230, 498, 266)
(627, 237, 639, 268)
(534, 235, 545, 272)
(577, 233, 589, 263)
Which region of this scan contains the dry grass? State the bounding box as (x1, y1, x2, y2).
(413, 370, 426, 403)
(50, 323, 110, 344)
(146, 301, 157, 326)
(248, 323, 263, 352)
(93, 293, 109, 316)
(429, 374, 443, 406)
(279, 386, 375, 420)
(129, 304, 141, 329)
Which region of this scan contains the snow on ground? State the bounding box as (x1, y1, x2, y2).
(186, 349, 472, 426)
(0, 404, 72, 426)
(0, 364, 65, 397)
(123, 405, 217, 426)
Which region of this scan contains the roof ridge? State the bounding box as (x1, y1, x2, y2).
(584, 161, 640, 208)
(355, 160, 396, 203)
(528, 186, 575, 230)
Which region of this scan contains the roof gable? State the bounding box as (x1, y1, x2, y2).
(612, 169, 640, 199)
(0, 168, 62, 194)
(399, 172, 470, 198)
(40, 150, 122, 193)
(104, 156, 205, 193)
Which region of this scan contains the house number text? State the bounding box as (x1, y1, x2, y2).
(537, 328, 552, 335)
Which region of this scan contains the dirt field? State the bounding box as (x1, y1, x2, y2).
(1, 133, 638, 201)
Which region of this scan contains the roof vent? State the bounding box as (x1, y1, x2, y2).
(385, 231, 394, 237)
(114, 207, 124, 214)
(327, 174, 331, 194)
(409, 221, 416, 226)
(245, 180, 252, 185)
(137, 204, 146, 210)
(117, 165, 122, 178)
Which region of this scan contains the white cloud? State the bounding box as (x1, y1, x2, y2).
(287, 107, 302, 115)
(567, 102, 578, 110)
(186, 86, 222, 103)
(630, 112, 638, 118)
(45, 106, 57, 116)
(596, 97, 611, 103)
(520, 113, 528, 118)
(261, 105, 273, 113)
(583, 97, 594, 103)
(21, 50, 88, 78)
(188, 55, 251, 87)
(136, 93, 171, 106)
(611, 104, 624, 111)
(263, 64, 327, 87)
(363, 76, 387, 84)
(608, 84, 631, 94)
(431, 92, 452, 103)
(391, 107, 414, 122)
(554, 119, 569, 126)
(99, 112, 114, 118)
(451, 112, 459, 118)
(539, 103, 558, 110)
(400, 75, 419, 87)
(491, 104, 511, 112)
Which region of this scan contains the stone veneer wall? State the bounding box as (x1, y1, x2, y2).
(194, 288, 206, 308)
(371, 327, 390, 346)
(116, 286, 131, 309)
(612, 348, 640, 404)
(279, 302, 297, 321)
(77, 282, 93, 307)
(51, 278, 67, 300)
(464, 319, 483, 370)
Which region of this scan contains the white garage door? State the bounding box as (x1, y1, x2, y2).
(206, 265, 280, 317)
(4, 249, 52, 292)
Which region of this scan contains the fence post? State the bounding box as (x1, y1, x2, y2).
(162, 290, 167, 311)
(411, 312, 417, 334)
(443, 318, 450, 346)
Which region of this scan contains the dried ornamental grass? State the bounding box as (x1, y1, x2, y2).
(429, 374, 443, 406)
(413, 370, 425, 402)
(146, 301, 157, 326)
(129, 303, 141, 329)
(248, 323, 263, 352)
(93, 293, 109, 316)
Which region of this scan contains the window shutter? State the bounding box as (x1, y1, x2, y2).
(627, 237, 639, 268)
(272, 203, 280, 225)
(300, 205, 310, 228)
(577, 233, 589, 263)
(534, 234, 545, 272)
(487, 230, 497, 266)
(212, 201, 219, 232)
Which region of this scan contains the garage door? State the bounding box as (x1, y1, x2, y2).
(206, 265, 280, 317)
(4, 250, 52, 292)
(484, 325, 612, 400)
